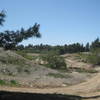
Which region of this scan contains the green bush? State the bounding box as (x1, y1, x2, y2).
(0, 79, 20, 86)
(10, 80, 19, 86)
(87, 55, 100, 65)
(0, 80, 6, 85)
(79, 48, 100, 65)
(41, 54, 67, 70)
(16, 51, 33, 60)
(87, 48, 100, 65)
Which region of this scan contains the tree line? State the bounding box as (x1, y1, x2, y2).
(16, 38, 100, 54)
(0, 11, 100, 54)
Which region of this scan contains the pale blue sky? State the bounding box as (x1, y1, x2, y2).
(0, 0, 100, 45)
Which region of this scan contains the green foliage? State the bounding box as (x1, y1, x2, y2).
(16, 50, 26, 57)
(0, 23, 41, 49)
(90, 38, 100, 50)
(0, 80, 6, 85)
(10, 80, 19, 86)
(87, 48, 100, 65)
(17, 38, 99, 55)
(16, 51, 33, 60)
(85, 42, 90, 51)
(17, 43, 86, 55)
(79, 48, 100, 65)
(0, 10, 41, 50)
(0, 79, 20, 86)
(0, 10, 6, 26)
(41, 54, 67, 70)
(78, 53, 89, 63)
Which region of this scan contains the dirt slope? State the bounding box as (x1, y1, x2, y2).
(62, 54, 92, 69)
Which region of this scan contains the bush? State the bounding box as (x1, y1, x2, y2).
(79, 48, 100, 65)
(10, 80, 19, 86)
(16, 51, 33, 60)
(0, 80, 6, 85)
(41, 54, 67, 70)
(87, 48, 100, 65)
(0, 79, 20, 86)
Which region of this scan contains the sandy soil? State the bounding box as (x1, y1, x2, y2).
(0, 72, 100, 100)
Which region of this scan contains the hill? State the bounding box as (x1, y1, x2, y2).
(0, 49, 100, 100)
(0, 48, 94, 88)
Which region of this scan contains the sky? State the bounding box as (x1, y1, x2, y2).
(0, 0, 100, 46)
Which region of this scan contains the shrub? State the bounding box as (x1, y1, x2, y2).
(0, 80, 6, 85)
(87, 48, 100, 65)
(10, 80, 19, 86)
(16, 51, 33, 60)
(79, 48, 100, 65)
(41, 54, 67, 70)
(0, 79, 20, 86)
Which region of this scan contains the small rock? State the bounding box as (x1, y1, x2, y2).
(62, 84, 67, 87)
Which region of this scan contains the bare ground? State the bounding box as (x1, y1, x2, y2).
(0, 52, 100, 100)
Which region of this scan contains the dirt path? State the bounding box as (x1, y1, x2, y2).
(1, 69, 100, 99)
(0, 72, 100, 100)
(0, 86, 100, 100)
(64, 54, 92, 69)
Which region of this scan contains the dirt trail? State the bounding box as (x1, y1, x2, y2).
(0, 86, 100, 100)
(0, 72, 100, 99)
(63, 54, 92, 69)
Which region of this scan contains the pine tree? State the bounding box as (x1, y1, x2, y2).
(91, 38, 100, 50)
(0, 11, 41, 49)
(85, 42, 90, 51)
(0, 11, 6, 26)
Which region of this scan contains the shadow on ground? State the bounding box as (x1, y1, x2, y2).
(83, 95, 100, 99)
(0, 91, 100, 100)
(0, 91, 82, 100)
